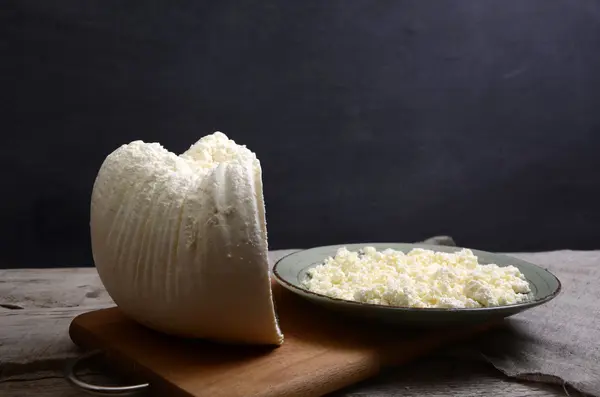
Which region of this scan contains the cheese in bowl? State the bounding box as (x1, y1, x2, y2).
(302, 247, 532, 309)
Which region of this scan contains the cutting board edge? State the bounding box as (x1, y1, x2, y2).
(69, 308, 385, 397)
(68, 306, 500, 397)
(69, 308, 193, 397)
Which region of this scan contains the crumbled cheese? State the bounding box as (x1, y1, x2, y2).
(302, 247, 532, 308)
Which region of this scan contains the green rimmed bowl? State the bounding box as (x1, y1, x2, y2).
(272, 243, 561, 327)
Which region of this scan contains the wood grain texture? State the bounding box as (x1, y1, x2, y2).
(68, 280, 496, 397)
(0, 268, 110, 309)
(0, 249, 578, 396)
(0, 359, 570, 397)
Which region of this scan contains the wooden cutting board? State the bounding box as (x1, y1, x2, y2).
(69, 280, 495, 397)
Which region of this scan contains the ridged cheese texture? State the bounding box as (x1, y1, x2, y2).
(90, 132, 283, 345)
(303, 247, 532, 308)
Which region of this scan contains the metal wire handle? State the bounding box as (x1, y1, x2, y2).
(65, 350, 149, 396)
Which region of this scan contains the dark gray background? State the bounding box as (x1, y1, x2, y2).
(2, 1, 600, 268)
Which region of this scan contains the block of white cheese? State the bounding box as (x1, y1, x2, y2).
(90, 132, 283, 345)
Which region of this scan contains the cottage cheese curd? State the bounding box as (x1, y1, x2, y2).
(303, 247, 532, 308)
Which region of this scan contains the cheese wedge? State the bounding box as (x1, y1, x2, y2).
(90, 132, 283, 345)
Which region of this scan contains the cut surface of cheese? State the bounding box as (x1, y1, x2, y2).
(90, 132, 283, 345)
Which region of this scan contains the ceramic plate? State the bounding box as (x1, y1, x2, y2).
(272, 243, 561, 327)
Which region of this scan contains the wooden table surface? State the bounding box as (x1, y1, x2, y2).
(0, 250, 568, 397)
